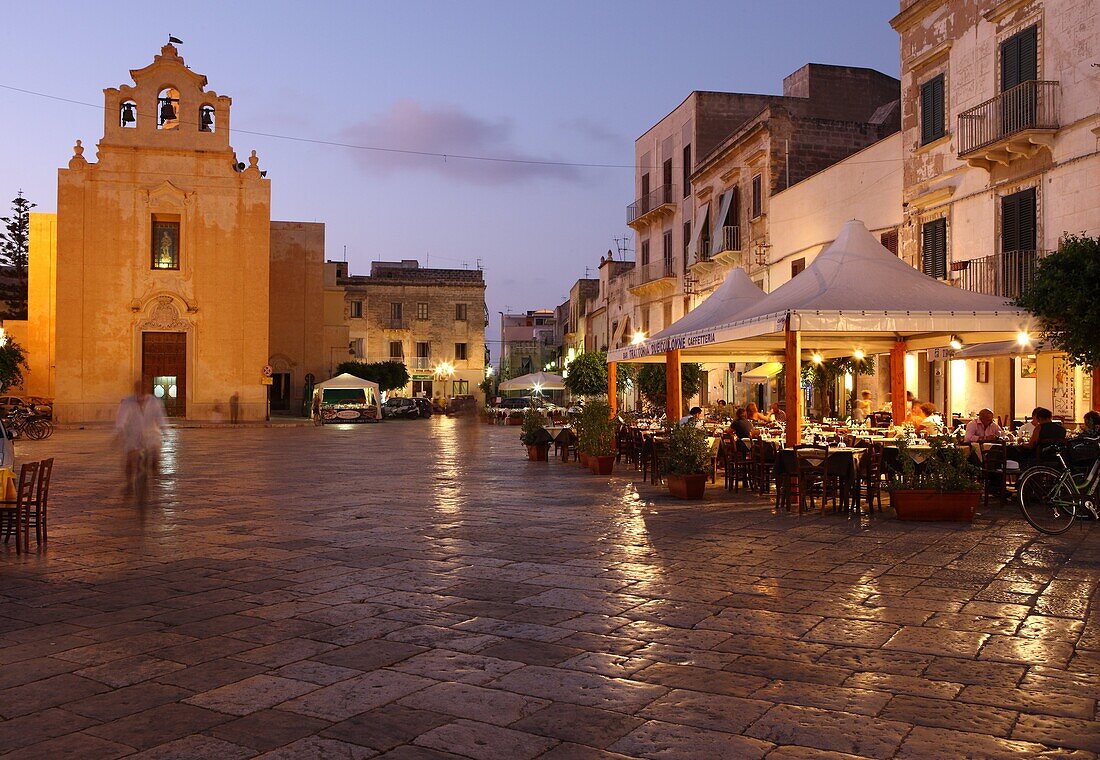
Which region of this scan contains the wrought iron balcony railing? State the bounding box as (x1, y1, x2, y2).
(627, 184, 676, 224)
(632, 259, 676, 288)
(957, 80, 1058, 157)
(954, 249, 1049, 299)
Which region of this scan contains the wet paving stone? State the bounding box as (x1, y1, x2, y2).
(1, 423, 1098, 758)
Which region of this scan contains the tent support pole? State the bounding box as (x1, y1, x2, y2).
(666, 350, 682, 422)
(891, 341, 908, 425)
(784, 320, 800, 446)
(608, 361, 617, 418)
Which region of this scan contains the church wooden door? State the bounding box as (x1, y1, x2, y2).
(141, 332, 187, 417)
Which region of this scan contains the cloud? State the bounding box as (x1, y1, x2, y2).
(561, 117, 623, 148)
(339, 99, 582, 185)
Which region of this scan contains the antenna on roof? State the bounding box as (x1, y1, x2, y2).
(342, 245, 347, 262)
(613, 235, 633, 259)
(475, 258, 483, 270)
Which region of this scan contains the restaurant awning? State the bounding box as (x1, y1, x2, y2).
(952, 340, 1042, 359)
(499, 371, 565, 392)
(741, 362, 783, 382)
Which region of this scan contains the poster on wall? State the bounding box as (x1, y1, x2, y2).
(1052, 356, 1075, 419)
(1020, 356, 1037, 379)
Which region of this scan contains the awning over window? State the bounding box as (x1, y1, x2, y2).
(711, 189, 734, 249)
(741, 362, 783, 382)
(686, 204, 709, 263)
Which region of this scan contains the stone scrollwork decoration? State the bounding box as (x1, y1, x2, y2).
(137, 296, 191, 332)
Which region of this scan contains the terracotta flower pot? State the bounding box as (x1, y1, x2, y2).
(667, 473, 707, 500)
(590, 454, 614, 476)
(891, 489, 980, 522)
(526, 443, 550, 461)
(506, 416, 523, 426)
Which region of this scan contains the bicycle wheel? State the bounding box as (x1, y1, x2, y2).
(37, 420, 53, 440)
(1018, 466, 1078, 534)
(26, 420, 48, 440)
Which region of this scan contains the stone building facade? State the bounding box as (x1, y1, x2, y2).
(20, 45, 353, 422)
(339, 260, 487, 403)
(499, 310, 556, 380)
(891, 0, 1100, 420)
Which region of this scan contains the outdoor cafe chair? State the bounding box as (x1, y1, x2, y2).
(556, 430, 578, 462)
(0, 461, 40, 554)
(979, 443, 1017, 508)
(724, 440, 752, 492)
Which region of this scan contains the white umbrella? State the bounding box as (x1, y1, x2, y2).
(498, 371, 565, 392)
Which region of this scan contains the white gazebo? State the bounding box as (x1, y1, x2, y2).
(498, 371, 565, 393)
(313, 372, 383, 423)
(608, 220, 1034, 443)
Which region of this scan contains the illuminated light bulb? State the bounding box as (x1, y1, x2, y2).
(631, 331, 646, 345)
(1016, 331, 1031, 346)
(852, 349, 865, 361)
(949, 337, 963, 350)
(811, 353, 824, 364)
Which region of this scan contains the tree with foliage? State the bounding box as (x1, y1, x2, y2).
(563, 351, 635, 397)
(801, 355, 875, 418)
(335, 360, 410, 393)
(636, 362, 703, 410)
(0, 337, 29, 393)
(0, 191, 35, 319)
(0, 191, 35, 272)
(1017, 234, 1100, 370)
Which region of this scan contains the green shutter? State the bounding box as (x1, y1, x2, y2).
(922, 219, 947, 279)
(1002, 25, 1037, 91)
(1002, 188, 1037, 252)
(921, 75, 945, 144)
(921, 79, 935, 144)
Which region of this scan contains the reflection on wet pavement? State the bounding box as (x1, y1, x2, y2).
(1, 420, 1098, 758)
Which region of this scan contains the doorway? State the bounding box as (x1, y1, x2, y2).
(141, 332, 186, 417)
(271, 372, 291, 412)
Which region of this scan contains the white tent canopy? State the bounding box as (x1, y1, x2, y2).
(498, 371, 565, 392)
(610, 219, 1032, 363)
(313, 372, 382, 421)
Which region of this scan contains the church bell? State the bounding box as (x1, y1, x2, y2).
(121, 102, 136, 125)
(200, 106, 214, 131)
(159, 98, 177, 124)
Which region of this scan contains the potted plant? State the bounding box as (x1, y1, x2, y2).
(888, 438, 981, 521)
(666, 423, 711, 499)
(520, 407, 552, 461)
(571, 409, 590, 466)
(506, 409, 524, 426)
(578, 399, 616, 476)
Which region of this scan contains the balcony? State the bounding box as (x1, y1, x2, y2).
(410, 356, 432, 370)
(629, 259, 677, 294)
(627, 184, 676, 228)
(387, 318, 409, 330)
(954, 250, 1049, 299)
(957, 81, 1058, 170)
(696, 226, 743, 267)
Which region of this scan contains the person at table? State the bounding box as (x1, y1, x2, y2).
(964, 408, 1003, 443)
(905, 400, 926, 427)
(678, 406, 703, 427)
(853, 390, 872, 422)
(746, 402, 769, 423)
(768, 402, 786, 423)
(1078, 411, 1100, 440)
(1010, 407, 1067, 468)
(729, 407, 756, 450)
(918, 403, 944, 435)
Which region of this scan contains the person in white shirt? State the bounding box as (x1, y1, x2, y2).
(918, 402, 944, 435)
(116, 382, 168, 495)
(964, 408, 1002, 443)
(678, 407, 703, 427)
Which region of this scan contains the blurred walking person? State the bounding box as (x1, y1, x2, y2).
(116, 382, 167, 499)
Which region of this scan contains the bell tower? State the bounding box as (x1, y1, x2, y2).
(101, 43, 233, 155)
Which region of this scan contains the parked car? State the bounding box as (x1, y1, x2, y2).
(412, 398, 434, 418)
(446, 395, 478, 415)
(382, 397, 423, 420)
(28, 397, 53, 419)
(0, 396, 26, 416)
(497, 396, 535, 410)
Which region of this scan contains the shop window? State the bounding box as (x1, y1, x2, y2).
(455, 343, 468, 360)
(151, 217, 180, 270)
(452, 380, 469, 395)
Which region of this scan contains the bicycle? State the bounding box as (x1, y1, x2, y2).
(4, 408, 53, 440)
(1017, 443, 1100, 534)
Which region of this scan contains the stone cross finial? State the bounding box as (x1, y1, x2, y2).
(69, 139, 88, 169)
(249, 150, 259, 168)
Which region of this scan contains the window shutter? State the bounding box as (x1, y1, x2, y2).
(1002, 193, 1020, 252)
(921, 79, 934, 144)
(1001, 35, 1020, 91)
(932, 76, 945, 139)
(1018, 26, 1038, 83)
(935, 219, 948, 279)
(921, 222, 935, 277)
(1017, 188, 1036, 251)
(922, 218, 947, 279)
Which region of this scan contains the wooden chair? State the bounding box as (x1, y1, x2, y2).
(556, 430, 578, 462)
(724, 441, 752, 492)
(855, 446, 884, 515)
(752, 439, 776, 495)
(30, 458, 54, 545)
(1, 462, 39, 554)
(980, 443, 1017, 508)
(774, 449, 801, 513)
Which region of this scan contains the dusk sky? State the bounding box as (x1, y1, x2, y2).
(2, 1, 900, 357)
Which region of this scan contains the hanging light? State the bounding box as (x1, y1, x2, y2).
(1016, 331, 1031, 346)
(631, 331, 646, 345)
(811, 352, 824, 364)
(852, 349, 865, 361)
(949, 335, 963, 350)
(120, 102, 136, 125)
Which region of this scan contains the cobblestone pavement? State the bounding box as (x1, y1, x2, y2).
(2, 419, 1098, 759)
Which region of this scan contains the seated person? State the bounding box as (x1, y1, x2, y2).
(1010, 406, 1066, 467)
(905, 400, 926, 427)
(919, 403, 944, 435)
(964, 408, 1003, 443)
(1078, 410, 1100, 440)
(852, 390, 872, 422)
(729, 407, 755, 449)
(678, 406, 703, 427)
(768, 402, 786, 422)
(745, 402, 769, 423)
